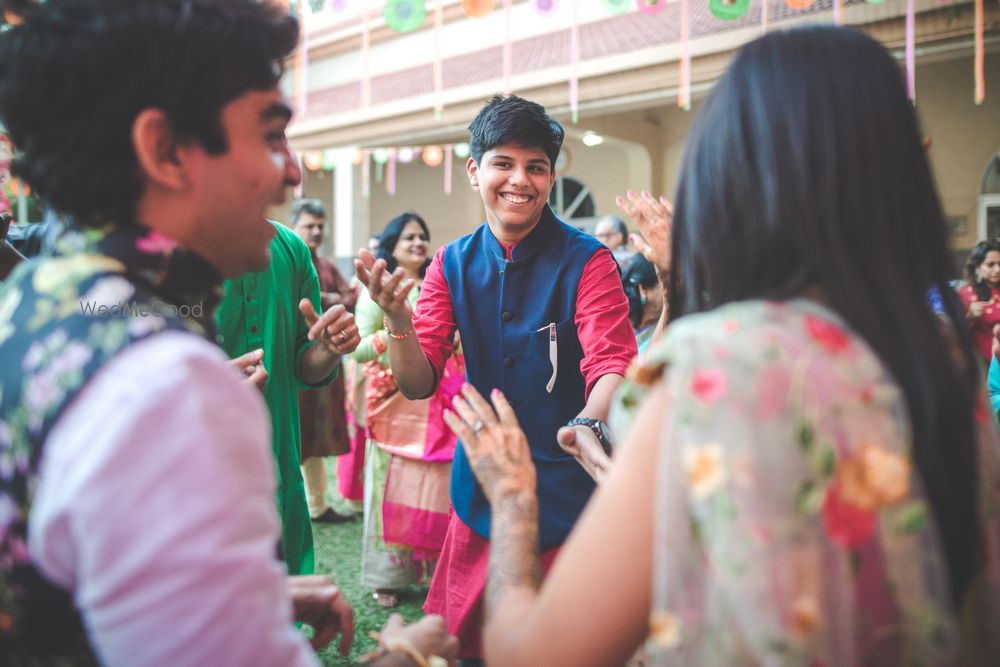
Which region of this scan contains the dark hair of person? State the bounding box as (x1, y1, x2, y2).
(0, 0, 299, 227)
(667, 26, 981, 608)
(291, 198, 327, 226)
(377, 212, 430, 278)
(468, 95, 564, 167)
(621, 253, 658, 330)
(964, 239, 1000, 302)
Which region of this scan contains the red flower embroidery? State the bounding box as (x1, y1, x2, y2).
(821, 483, 875, 549)
(805, 315, 850, 354)
(689, 368, 727, 403)
(135, 230, 178, 254)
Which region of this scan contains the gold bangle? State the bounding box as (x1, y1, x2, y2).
(384, 322, 414, 341)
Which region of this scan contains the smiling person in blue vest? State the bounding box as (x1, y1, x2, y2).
(355, 95, 637, 663)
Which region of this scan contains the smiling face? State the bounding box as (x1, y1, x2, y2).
(293, 212, 325, 252)
(187, 87, 301, 276)
(391, 219, 429, 275)
(979, 250, 1000, 287)
(467, 144, 556, 240)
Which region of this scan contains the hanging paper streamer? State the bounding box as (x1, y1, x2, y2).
(298, 24, 309, 115)
(603, 0, 630, 15)
(361, 0, 371, 108)
(569, 0, 580, 123)
(974, 0, 984, 104)
(462, 0, 495, 18)
(761, 0, 768, 34)
(832, 0, 842, 24)
(708, 0, 749, 21)
(532, 0, 557, 16)
(444, 144, 453, 195)
(387, 153, 397, 194)
(294, 152, 304, 198)
(783, 0, 814, 9)
(905, 0, 915, 102)
(322, 149, 338, 170)
(361, 150, 371, 198)
(863, 0, 885, 4)
(384, 0, 426, 33)
(328, 0, 348, 11)
(503, 0, 513, 95)
(678, 0, 691, 110)
(433, 0, 444, 119)
(637, 0, 666, 15)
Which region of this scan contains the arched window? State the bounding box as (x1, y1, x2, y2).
(979, 151, 1000, 239)
(548, 176, 595, 220)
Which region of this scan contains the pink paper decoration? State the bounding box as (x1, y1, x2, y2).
(569, 0, 580, 123)
(531, 0, 557, 16)
(444, 144, 453, 195)
(387, 153, 397, 195)
(434, 0, 444, 119)
(361, 150, 371, 198)
(504, 0, 513, 95)
(636, 0, 665, 15)
(905, 0, 915, 101)
(678, 0, 691, 110)
(975, 0, 984, 104)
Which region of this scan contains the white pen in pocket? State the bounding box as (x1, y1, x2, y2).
(537, 322, 557, 393)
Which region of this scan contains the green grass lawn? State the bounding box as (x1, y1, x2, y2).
(310, 462, 429, 666)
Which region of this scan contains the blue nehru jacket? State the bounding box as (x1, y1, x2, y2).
(442, 206, 603, 548)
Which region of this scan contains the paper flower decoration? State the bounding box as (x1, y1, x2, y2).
(531, 0, 557, 16)
(462, 0, 495, 18)
(384, 0, 426, 33)
(422, 145, 445, 166)
(603, 0, 630, 15)
(709, 0, 749, 20)
(636, 0, 665, 15)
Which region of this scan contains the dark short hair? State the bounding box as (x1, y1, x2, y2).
(669, 25, 980, 608)
(0, 0, 299, 227)
(468, 95, 564, 167)
(621, 253, 658, 329)
(291, 198, 327, 226)
(377, 212, 430, 278)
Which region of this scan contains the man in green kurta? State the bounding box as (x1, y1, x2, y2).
(216, 220, 359, 575)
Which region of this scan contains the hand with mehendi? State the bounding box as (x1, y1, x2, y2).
(443, 384, 537, 504)
(616, 190, 673, 274)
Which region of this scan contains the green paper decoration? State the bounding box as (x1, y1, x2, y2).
(384, 0, 426, 34)
(708, 0, 750, 20)
(603, 0, 629, 15)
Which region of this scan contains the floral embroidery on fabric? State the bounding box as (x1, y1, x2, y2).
(0, 221, 221, 662)
(636, 299, 988, 666)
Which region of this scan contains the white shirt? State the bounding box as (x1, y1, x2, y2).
(28, 332, 319, 667)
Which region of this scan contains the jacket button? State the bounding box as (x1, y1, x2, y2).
(502, 357, 513, 368)
(501, 311, 513, 322)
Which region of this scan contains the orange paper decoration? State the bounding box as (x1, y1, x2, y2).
(783, 0, 814, 8)
(303, 150, 324, 171)
(462, 0, 495, 18)
(423, 145, 445, 166)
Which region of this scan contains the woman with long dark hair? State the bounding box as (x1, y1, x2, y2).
(959, 239, 1000, 361)
(440, 26, 1000, 666)
(350, 212, 464, 608)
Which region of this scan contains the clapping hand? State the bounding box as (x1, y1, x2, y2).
(228, 348, 268, 393)
(287, 575, 355, 654)
(354, 248, 416, 329)
(443, 384, 537, 505)
(616, 190, 673, 273)
(299, 300, 360, 355)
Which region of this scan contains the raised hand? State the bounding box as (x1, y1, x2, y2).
(616, 190, 673, 274)
(299, 300, 360, 355)
(443, 384, 537, 504)
(354, 247, 416, 328)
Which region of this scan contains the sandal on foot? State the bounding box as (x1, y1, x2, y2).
(373, 590, 399, 608)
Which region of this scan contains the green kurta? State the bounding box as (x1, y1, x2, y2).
(216, 221, 336, 575)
